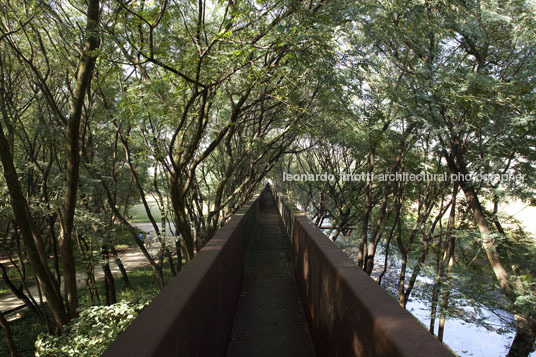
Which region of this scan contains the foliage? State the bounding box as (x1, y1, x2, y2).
(0, 0, 535, 355)
(35, 299, 151, 357)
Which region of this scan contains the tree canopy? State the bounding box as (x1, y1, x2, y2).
(0, 0, 535, 356)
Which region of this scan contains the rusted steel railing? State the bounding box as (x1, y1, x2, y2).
(103, 189, 263, 356)
(274, 191, 453, 357)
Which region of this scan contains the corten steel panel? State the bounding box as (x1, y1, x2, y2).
(275, 194, 454, 357)
(102, 190, 264, 357)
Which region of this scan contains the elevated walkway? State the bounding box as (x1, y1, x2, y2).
(104, 186, 452, 357)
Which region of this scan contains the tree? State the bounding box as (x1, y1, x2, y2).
(350, 0, 536, 354)
(0, 0, 101, 326)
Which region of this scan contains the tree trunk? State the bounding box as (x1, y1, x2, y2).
(0, 312, 18, 357)
(429, 232, 443, 334)
(379, 184, 403, 287)
(404, 241, 429, 305)
(101, 245, 117, 305)
(398, 252, 408, 308)
(507, 315, 536, 357)
(445, 137, 536, 354)
(365, 140, 405, 275)
(176, 239, 183, 273)
(458, 181, 513, 292)
(59, 0, 101, 319)
(437, 183, 457, 341)
(437, 245, 454, 342)
(364, 186, 388, 275)
(0, 263, 48, 327)
(166, 248, 177, 277)
(170, 174, 195, 260)
(100, 181, 165, 289)
(74, 230, 100, 305)
(357, 148, 374, 268)
(110, 246, 131, 288)
(446, 137, 514, 296)
(48, 215, 61, 291)
(0, 120, 68, 330)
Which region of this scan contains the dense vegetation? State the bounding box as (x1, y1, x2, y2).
(0, 0, 534, 356)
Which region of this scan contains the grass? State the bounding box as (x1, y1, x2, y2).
(127, 202, 162, 223)
(0, 265, 172, 357)
(111, 224, 144, 248)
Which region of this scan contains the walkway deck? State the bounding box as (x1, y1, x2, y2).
(226, 193, 316, 357)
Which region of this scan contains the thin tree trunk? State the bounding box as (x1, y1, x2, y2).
(88, 162, 165, 288)
(74, 230, 101, 305)
(357, 148, 374, 268)
(49, 216, 61, 291)
(378, 215, 397, 287)
(398, 253, 408, 308)
(365, 186, 389, 275)
(101, 245, 117, 305)
(170, 175, 195, 260)
(0, 263, 45, 324)
(0, 118, 68, 330)
(437, 242, 454, 342)
(446, 138, 514, 296)
(167, 251, 177, 277)
(358, 121, 391, 268)
(403, 240, 429, 305)
(0, 312, 18, 357)
(365, 141, 405, 275)
(110, 246, 131, 288)
(113, 119, 161, 238)
(176, 239, 182, 273)
(437, 183, 457, 341)
(396, 201, 408, 308)
(429, 229, 443, 334)
(33, 271, 44, 309)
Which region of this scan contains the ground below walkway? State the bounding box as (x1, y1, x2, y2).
(226, 193, 316, 357)
(0, 223, 161, 320)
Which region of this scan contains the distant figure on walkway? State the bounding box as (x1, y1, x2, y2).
(138, 233, 145, 244)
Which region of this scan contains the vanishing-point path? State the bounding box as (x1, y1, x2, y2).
(0, 223, 164, 320)
(226, 191, 316, 357)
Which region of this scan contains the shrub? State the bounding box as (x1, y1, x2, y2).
(35, 298, 151, 356)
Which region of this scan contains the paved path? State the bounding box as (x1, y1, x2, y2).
(0, 223, 165, 320)
(130, 222, 175, 238)
(226, 192, 316, 357)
